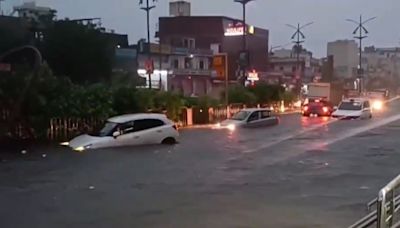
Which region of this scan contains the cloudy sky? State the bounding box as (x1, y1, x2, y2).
(3, 0, 400, 57)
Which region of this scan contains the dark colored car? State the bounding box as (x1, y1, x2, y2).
(302, 100, 334, 117)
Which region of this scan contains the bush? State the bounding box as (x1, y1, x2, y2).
(153, 91, 184, 121)
(248, 83, 285, 104)
(228, 86, 257, 105)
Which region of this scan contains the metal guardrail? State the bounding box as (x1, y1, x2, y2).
(377, 175, 400, 228)
(350, 174, 400, 228)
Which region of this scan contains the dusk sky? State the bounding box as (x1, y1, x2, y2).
(4, 0, 400, 57)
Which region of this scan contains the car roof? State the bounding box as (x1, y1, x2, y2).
(241, 108, 273, 112)
(342, 98, 369, 102)
(107, 113, 168, 123)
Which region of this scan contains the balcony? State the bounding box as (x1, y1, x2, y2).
(171, 68, 212, 76)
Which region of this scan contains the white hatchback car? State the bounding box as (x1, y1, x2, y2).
(65, 114, 179, 151)
(331, 98, 372, 119)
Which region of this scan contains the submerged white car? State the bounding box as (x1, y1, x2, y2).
(64, 114, 179, 151)
(331, 99, 372, 120)
(218, 108, 279, 131)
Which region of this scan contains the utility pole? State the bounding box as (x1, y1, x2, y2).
(286, 22, 313, 94)
(346, 15, 376, 94)
(234, 0, 254, 86)
(140, 0, 156, 89)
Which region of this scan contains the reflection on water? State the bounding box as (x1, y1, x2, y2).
(301, 116, 331, 129)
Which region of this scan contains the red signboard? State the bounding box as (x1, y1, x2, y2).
(144, 59, 154, 74)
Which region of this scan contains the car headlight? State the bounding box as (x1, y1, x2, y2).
(372, 100, 383, 110)
(60, 142, 69, 146)
(226, 124, 236, 131)
(74, 144, 92, 152)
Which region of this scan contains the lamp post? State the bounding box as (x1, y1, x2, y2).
(140, 0, 156, 89)
(346, 15, 376, 94)
(286, 22, 313, 94)
(234, 0, 254, 86)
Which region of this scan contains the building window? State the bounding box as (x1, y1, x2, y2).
(189, 39, 195, 49)
(163, 56, 169, 63)
(280, 66, 284, 71)
(199, 60, 204, 69)
(185, 57, 192, 69)
(173, 59, 179, 69)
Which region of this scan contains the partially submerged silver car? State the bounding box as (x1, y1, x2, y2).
(218, 108, 279, 131)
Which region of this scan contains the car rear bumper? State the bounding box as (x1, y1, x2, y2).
(331, 115, 360, 119)
(303, 111, 331, 116)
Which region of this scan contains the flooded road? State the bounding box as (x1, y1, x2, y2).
(1, 102, 400, 227)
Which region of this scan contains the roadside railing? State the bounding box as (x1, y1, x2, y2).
(350, 174, 400, 228)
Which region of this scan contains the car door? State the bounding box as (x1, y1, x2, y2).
(114, 121, 144, 147)
(245, 111, 261, 128)
(260, 110, 278, 126)
(131, 119, 166, 144)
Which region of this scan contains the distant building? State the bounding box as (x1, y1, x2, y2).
(12, 1, 56, 24)
(268, 46, 320, 86)
(327, 40, 358, 79)
(136, 41, 214, 95)
(169, 1, 191, 17)
(272, 46, 312, 60)
(362, 46, 400, 88)
(158, 1, 269, 83)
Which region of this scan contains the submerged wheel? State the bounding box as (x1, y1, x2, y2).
(161, 137, 176, 145)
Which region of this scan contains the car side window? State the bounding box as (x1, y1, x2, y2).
(248, 111, 260, 122)
(134, 119, 165, 132)
(260, 110, 271, 119)
(119, 121, 135, 135)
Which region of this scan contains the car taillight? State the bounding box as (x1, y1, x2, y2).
(323, 107, 329, 113)
(303, 106, 309, 111)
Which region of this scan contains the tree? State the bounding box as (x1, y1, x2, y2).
(42, 20, 114, 84)
(228, 86, 257, 105)
(0, 23, 32, 53)
(248, 83, 285, 104)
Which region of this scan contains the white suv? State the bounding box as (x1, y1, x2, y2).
(331, 98, 372, 120)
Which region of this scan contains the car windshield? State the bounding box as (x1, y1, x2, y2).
(338, 101, 362, 111)
(231, 111, 251, 121)
(97, 122, 118, 137)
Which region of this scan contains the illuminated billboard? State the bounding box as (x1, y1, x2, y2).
(224, 22, 255, 36)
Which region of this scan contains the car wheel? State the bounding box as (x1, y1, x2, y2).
(162, 137, 176, 145)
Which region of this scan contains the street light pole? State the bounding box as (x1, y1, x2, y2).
(346, 15, 376, 94)
(234, 0, 254, 86)
(286, 22, 313, 94)
(140, 0, 156, 89)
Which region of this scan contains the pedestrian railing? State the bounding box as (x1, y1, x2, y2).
(350, 174, 400, 228)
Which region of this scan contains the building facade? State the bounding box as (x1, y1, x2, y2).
(136, 42, 214, 95)
(327, 40, 358, 79)
(12, 1, 56, 24)
(268, 46, 320, 88)
(362, 46, 400, 89)
(158, 8, 269, 82)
